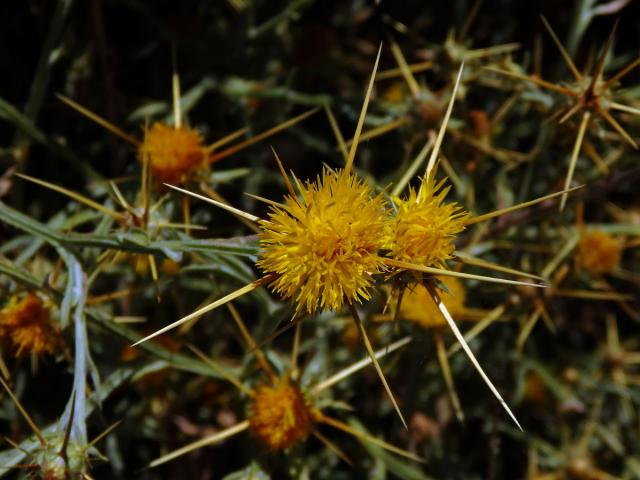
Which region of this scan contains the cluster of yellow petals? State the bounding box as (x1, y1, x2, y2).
(258, 168, 390, 314)
(248, 378, 316, 450)
(389, 177, 469, 267)
(577, 230, 622, 274)
(398, 277, 466, 329)
(0, 292, 59, 357)
(258, 167, 469, 316)
(139, 123, 207, 183)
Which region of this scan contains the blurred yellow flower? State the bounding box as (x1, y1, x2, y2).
(248, 377, 317, 450)
(0, 292, 59, 358)
(399, 277, 466, 329)
(139, 123, 206, 184)
(577, 230, 622, 274)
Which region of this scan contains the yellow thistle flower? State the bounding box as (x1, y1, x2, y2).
(577, 230, 622, 274)
(136, 60, 541, 432)
(257, 168, 389, 315)
(399, 277, 466, 329)
(139, 123, 207, 184)
(248, 377, 317, 451)
(58, 93, 317, 187)
(145, 304, 419, 471)
(389, 176, 469, 268)
(0, 292, 59, 358)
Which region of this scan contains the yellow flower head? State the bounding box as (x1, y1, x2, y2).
(257, 168, 389, 314)
(0, 292, 59, 357)
(139, 123, 206, 183)
(577, 230, 622, 274)
(248, 378, 316, 450)
(399, 277, 466, 329)
(390, 176, 469, 268)
(383, 82, 406, 103)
